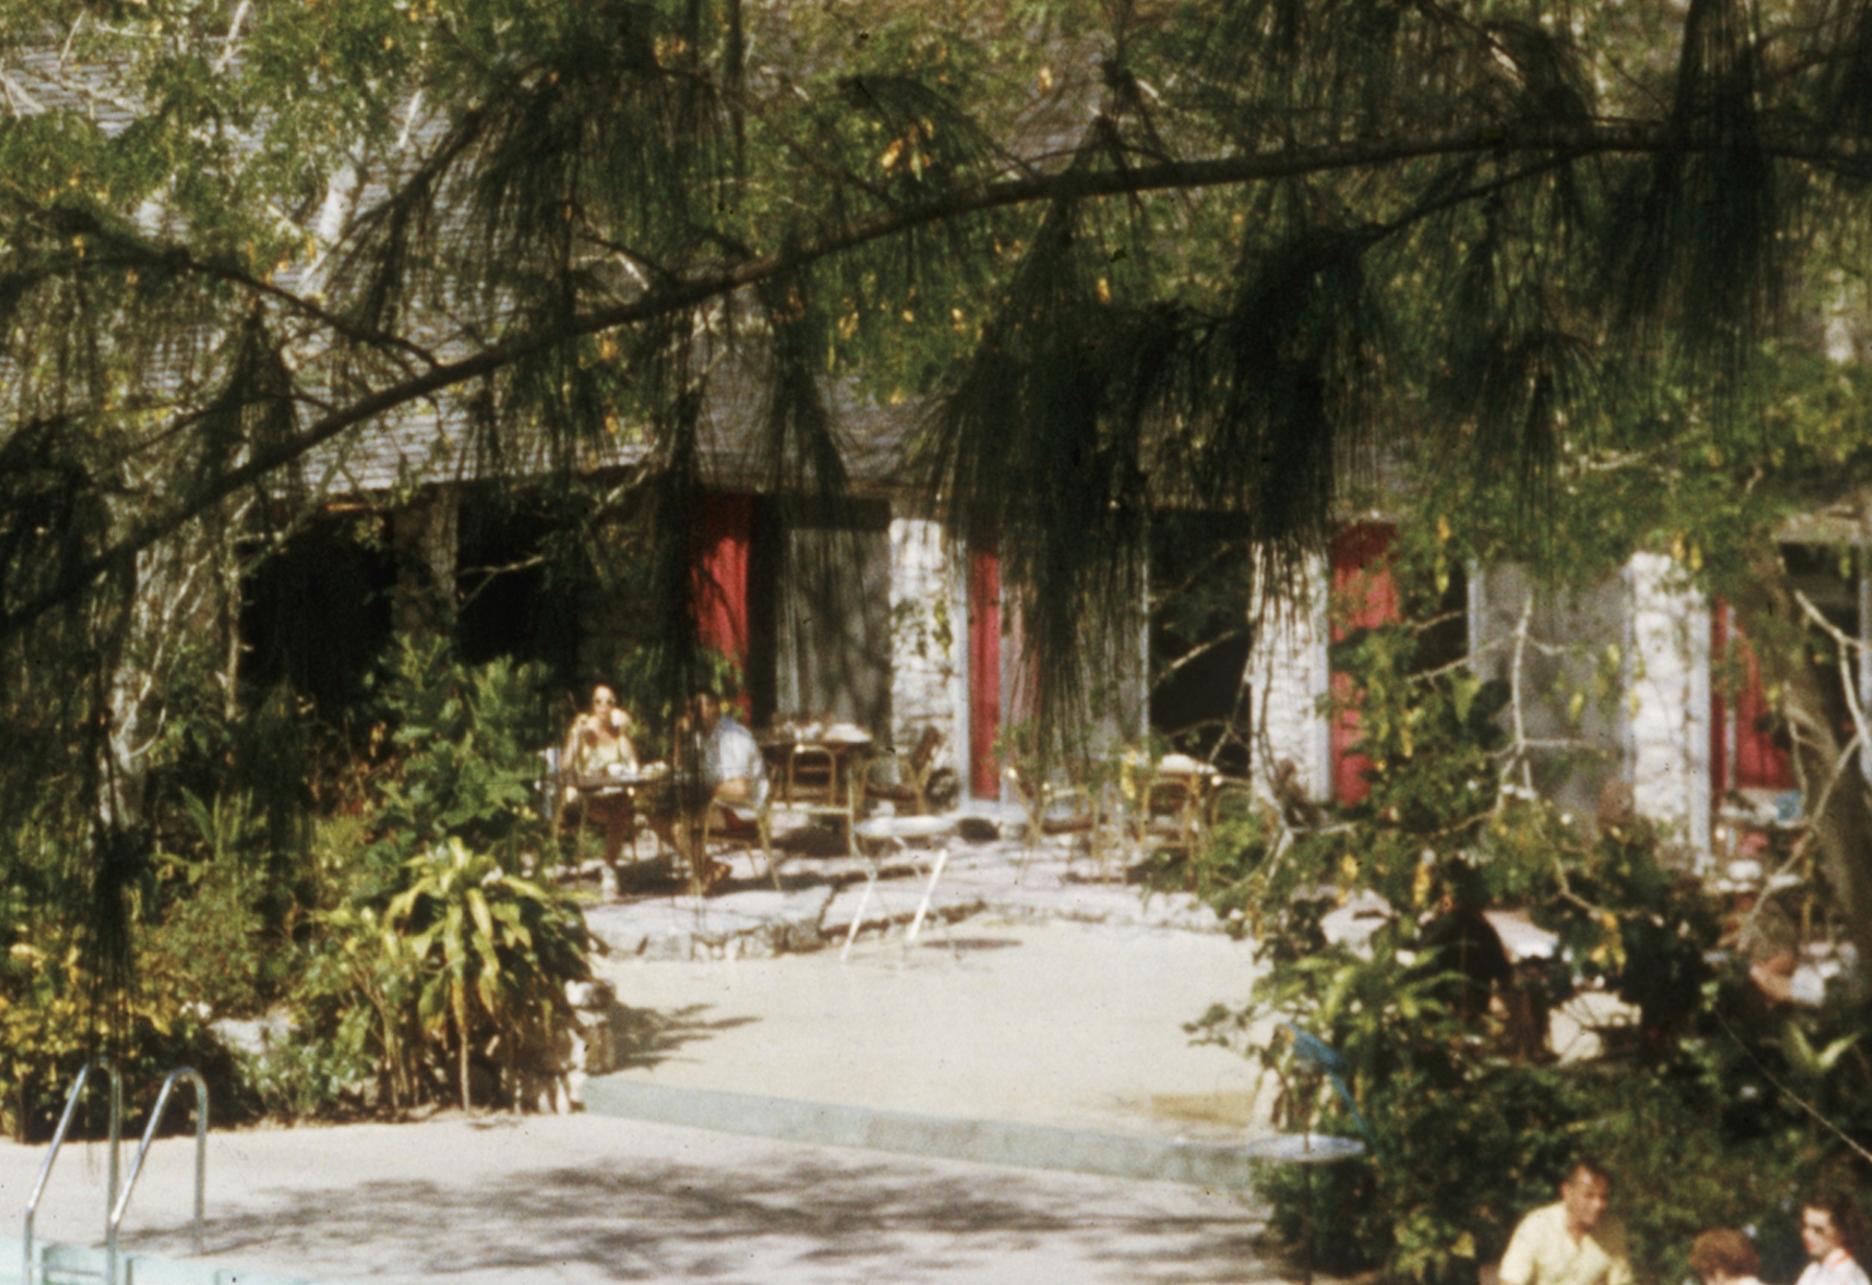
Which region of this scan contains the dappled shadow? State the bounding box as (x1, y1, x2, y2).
(124, 1132, 1271, 1283)
(913, 935, 1023, 954)
(770, 820, 856, 858)
(609, 1003, 760, 1071)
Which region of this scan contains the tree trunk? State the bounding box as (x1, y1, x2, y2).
(1734, 551, 1872, 997)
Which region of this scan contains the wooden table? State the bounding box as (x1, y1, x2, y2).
(561, 765, 674, 864)
(760, 730, 873, 857)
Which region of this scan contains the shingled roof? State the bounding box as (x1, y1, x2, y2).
(3, 13, 1116, 509)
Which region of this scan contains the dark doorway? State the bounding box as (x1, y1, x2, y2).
(456, 489, 586, 689)
(761, 496, 893, 735)
(241, 511, 396, 720)
(1149, 512, 1255, 775)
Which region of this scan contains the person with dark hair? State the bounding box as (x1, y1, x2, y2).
(1499, 1158, 1634, 1285)
(1690, 1228, 1763, 1285)
(1415, 859, 1513, 1024)
(1798, 1193, 1870, 1285)
(559, 683, 640, 894)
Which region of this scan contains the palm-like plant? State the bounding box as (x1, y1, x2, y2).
(383, 837, 595, 1111)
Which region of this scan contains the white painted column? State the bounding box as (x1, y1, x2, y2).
(1244, 555, 1332, 801)
(1625, 552, 1712, 856)
(887, 517, 964, 772)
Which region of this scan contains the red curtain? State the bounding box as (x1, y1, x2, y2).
(968, 546, 1002, 799)
(693, 493, 753, 717)
(1329, 523, 1401, 806)
(1713, 604, 1795, 791)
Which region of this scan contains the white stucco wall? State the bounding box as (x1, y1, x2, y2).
(887, 516, 965, 776)
(1244, 556, 1332, 800)
(1624, 552, 1712, 853)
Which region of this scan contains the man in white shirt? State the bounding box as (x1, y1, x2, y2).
(696, 691, 768, 811)
(653, 691, 768, 894)
(1498, 1158, 1634, 1285)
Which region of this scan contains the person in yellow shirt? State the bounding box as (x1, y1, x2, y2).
(1499, 1158, 1635, 1285)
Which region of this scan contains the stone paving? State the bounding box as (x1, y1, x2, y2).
(576, 803, 1231, 961)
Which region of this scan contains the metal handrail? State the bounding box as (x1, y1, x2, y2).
(22, 1061, 123, 1285)
(106, 1067, 208, 1285)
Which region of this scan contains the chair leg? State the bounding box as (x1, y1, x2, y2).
(760, 811, 782, 892)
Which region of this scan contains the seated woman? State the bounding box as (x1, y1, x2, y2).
(560, 684, 640, 893)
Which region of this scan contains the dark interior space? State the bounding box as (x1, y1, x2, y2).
(1149, 512, 1255, 775)
(769, 495, 893, 734)
(240, 511, 396, 721)
(746, 496, 781, 728)
(1781, 541, 1859, 746)
(456, 488, 586, 691)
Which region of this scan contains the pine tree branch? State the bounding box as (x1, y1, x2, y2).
(8, 117, 1872, 640)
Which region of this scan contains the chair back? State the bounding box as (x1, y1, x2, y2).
(786, 745, 840, 805)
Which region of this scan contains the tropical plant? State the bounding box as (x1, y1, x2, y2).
(361, 637, 555, 878)
(285, 836, 596, 1115)
(384, 837, 596, 1110)
(1187, 551, 1872, 1283)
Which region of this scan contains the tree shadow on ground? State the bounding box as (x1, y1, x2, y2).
(129, 1140, 1271, 1283)
(609, 1002, 758, 1071)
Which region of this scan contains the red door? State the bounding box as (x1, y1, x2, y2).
(693, 492, 753, 716)
(968, 546, 1002, 799)
(1329, 523, 1401, 806)
(1712, 603, 1795, 792)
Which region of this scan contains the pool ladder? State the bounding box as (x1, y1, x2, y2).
(21, 1064, 208, 1285)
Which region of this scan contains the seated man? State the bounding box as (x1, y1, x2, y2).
(1499, 1157, 1633, 1285)
(653, 691, 768, 895)
(560, 684, 640, 893)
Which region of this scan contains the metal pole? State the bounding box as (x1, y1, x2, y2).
(105, 1066, 123, 1261)
(905, 846, 951, 943)
(109, 1068, 209, 1284)
(22, 1061, 121, 1285)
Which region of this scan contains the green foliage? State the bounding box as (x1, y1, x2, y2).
(1191, 554, 1872, 1283)
(279, 836, 595, 1115)
(0, 924, 235, 1143)
(139, 796, 273, 1020)
(254, 643, 594, 1117)
(360, 636, 554, 879)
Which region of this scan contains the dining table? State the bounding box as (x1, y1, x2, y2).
(560, 761, 678, 861)
(759, 721, 874, 856)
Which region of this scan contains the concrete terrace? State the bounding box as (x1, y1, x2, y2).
(0, 818, 1318, 1284)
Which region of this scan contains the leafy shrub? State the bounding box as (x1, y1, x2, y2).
(359, 636, 554, 880)
(1193, 549, 1872, 1283)
(280, 837, 596, 1114)
(0, 928, 239, 1142)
